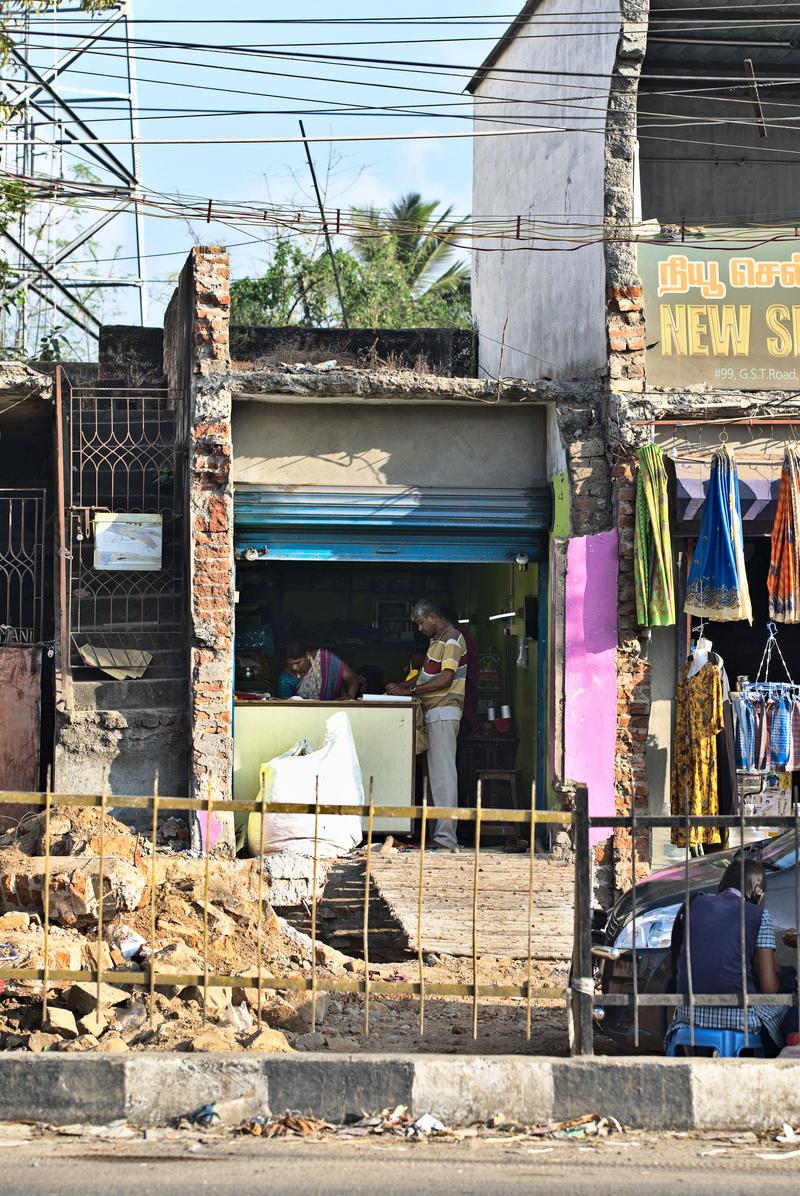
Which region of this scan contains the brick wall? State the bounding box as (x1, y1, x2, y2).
(600, 2, 652, 897)
(607, 285, 645, 395)
(613, 453, 652, 893)
(164, 247, 235, 845)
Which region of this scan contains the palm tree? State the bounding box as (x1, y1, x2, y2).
(352, 192, 470, 301)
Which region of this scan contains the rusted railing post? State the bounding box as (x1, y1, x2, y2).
(571, 782, 594, 1056)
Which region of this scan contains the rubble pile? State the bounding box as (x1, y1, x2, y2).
(0, 807, 572, 1056)
(0, 805, 350, 1054)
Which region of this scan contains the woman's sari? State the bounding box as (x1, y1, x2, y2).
(279, 648, 346, 700)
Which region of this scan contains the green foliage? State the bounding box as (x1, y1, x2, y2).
(231, 195, 471, 330)
(0, 2, 115, 63)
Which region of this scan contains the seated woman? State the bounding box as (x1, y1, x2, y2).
(666, 858, 785, 1055)
(278, 639, 360, 701)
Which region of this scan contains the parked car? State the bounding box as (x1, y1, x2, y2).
(593, 832, 800, 1051)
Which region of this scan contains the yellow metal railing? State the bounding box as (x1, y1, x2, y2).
(0, 781, 577, 1046)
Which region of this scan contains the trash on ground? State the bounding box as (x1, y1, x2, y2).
(186, 1104, 221, 1129)
(240, 1112, 332, 1138)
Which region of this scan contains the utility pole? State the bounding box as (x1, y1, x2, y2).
(298, 120, 349, 329)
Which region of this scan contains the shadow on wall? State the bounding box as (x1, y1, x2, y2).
(231, 404, 548, 489)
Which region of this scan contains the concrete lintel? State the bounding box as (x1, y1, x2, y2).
(1, 1054, 799, 1130)
(229, 367, 571, 408)
(640, 389, 800, 418)
(0, 361, 52, 404)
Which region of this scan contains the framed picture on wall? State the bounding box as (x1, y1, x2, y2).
(376, 599, 414, 643)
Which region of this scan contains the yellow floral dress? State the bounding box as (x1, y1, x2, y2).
(671, 660, 724, 849)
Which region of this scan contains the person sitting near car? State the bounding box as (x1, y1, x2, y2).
(665, 858, 786, 1056)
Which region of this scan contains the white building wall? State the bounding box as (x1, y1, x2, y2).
(471, 0, 622, 384)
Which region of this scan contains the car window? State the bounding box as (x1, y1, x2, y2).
(758, 832, 800, 871)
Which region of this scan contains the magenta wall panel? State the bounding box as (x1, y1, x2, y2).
(564, 530, 619, 848)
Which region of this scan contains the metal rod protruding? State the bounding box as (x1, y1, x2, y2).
(363, 778, 374, 1036)
(526, 783, 536, 1043)
(149, 772, 159, 1028)
(472, 781, 482, 1041)
(417, 777, 428, 1038)
(311, 775, 320, 1033)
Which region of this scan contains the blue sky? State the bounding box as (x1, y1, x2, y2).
(19, 1, 517, 326)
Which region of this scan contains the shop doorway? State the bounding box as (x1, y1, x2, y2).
(232, 558, 545, 836)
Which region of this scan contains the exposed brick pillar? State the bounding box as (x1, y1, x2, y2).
(165, 247, 235, 848)
(607, 285, 645, 393)
(612, 457, 651, 895)
(602, 3, 652, 895)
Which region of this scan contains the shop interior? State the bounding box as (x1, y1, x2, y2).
(233, 559, 540, 817)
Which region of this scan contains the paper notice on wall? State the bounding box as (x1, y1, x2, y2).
(743, 770, 793, 838)
(93, 513, 163, 571)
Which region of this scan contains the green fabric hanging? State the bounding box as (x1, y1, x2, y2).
(634, 443, 676, 627)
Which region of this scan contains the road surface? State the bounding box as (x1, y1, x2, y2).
(3, 1130, 800, 1195)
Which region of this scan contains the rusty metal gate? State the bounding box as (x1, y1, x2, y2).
(0, 489, 45, 645)
(55, 367, 187, 683)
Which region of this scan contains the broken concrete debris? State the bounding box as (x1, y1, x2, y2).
(42, 1007, 78, 1040)
(0, 803, 348, 1054)
(0, 803, 568, 1056)
(67, 982, 129, 1016)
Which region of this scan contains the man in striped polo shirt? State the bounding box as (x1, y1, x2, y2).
(387, 599, 467, 851)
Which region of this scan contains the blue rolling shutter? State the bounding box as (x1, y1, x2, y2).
(234, 485, 549, 564)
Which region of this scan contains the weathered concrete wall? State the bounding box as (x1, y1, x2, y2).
(98, 326, 165, 385)
(164, 247, 235, 835)
(470, 0, 621, 382)
(604, 0, 648, 396)
(231, 326, 475, 377)
(639, 91, 800, 224)
(232, 400, 547, 488)
(54, 706, 188, 807)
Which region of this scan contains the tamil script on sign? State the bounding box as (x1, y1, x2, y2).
(639, 239, 800, 390)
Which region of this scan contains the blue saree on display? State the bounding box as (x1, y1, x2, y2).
(684, 445, 752, 623)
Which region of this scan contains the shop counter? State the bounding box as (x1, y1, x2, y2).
(233, 699, 415, 834)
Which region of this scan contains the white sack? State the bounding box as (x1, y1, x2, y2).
(254, 712, 364, 857)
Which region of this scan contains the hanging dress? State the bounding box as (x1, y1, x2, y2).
(634, 443, 676, 627)
(768, 445, 800, 623)
(671, 659, 724, 849)
(684, 444, 752, 623)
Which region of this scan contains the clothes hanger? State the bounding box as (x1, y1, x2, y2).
(688, 617, 715, 678)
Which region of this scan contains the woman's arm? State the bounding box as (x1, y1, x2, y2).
(340, 661, 361, 699)
(756, 946, 780, 994)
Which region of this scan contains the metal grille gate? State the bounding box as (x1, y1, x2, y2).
(56, 367, 187, 682)
(0, 489, 45, 645)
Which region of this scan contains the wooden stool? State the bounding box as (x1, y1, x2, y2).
(476, 769, 522, 844)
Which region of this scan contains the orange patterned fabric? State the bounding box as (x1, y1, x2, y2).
(768, 446, 800, 623)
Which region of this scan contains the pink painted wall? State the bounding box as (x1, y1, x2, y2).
(564, 530, 619, 848)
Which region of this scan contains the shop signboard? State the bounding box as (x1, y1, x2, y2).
(639, 235, 800, 390)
